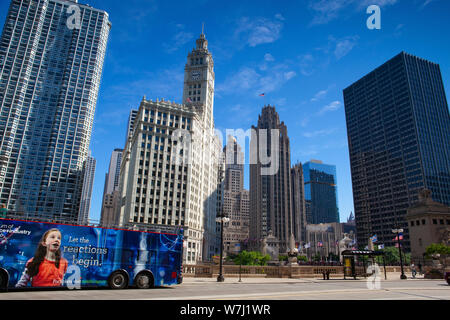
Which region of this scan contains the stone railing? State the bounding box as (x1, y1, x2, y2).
(182, 264, 412, 278)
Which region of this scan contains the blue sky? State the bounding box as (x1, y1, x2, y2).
(1, 0, 449, 224)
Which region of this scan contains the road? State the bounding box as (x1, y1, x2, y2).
(1, 276, 449, 300)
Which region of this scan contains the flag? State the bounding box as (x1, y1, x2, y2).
(304, 242, 310, 249)
(259, 93, 265, 96)
(186, 97, 192, 103)
(393, 234, 404, 241)
(378, 244, 384, 249)
(371, 234, 377, 243)
(318, 241, 323, 247)
(364, 246, 368, 250)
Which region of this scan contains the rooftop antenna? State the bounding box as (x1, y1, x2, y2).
(202, 22, 204, 35)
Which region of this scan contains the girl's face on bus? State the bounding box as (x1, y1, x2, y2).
(43, 230, 62, 252)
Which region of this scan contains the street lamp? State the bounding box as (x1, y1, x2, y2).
(216, 214, 230, 282)
(392, 227, 407, 280)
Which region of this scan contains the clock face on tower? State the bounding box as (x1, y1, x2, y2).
(191, 71, 201, 80)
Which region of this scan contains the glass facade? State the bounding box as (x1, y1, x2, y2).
(0, 0, 110, 221)
(343, 52, 450, 250)
(303, 160, 339, 225)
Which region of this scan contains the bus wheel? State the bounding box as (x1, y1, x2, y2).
(135, 272, 154, 289)
(108, 271, 128, 289)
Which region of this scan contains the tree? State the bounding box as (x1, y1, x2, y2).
(425, 243, 450, 258)
(312, 252, 321, 262)
(233, 251, 271, 266)
(375, 246, 410, 265)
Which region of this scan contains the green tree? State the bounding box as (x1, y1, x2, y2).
(375, 246, 411, 265)
(312, 252, 321, 262)
(297, 255, 308, 262)
(233, 251, 271, 266)
(425, 243, 450, 258)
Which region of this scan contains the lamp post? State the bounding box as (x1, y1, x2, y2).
(216, 215, 230, 282)
(392, 227, 407, 280)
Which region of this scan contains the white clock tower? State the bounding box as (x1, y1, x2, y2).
(182, 32, 215, 129)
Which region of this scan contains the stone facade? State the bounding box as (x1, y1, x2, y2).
(116, 33, 222, 264)
(406, 189, 450, 259)
(249, 106, 293, 253)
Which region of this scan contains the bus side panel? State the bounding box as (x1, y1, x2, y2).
(0, 219, 43, 288)
(120, 229, 184, 287)
(0, 218, 183, 289)
(62, 225, 125, 288)
(0, 218, 126, 289)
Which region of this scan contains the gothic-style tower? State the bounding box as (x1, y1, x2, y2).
(182, 32, 215, 129)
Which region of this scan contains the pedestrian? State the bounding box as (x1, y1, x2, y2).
(0, 203, 7, 218)
(418, 263, 422, 275)
(411, 263, 417, 278)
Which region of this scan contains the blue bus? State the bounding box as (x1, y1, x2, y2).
(0, 218, 183, 291)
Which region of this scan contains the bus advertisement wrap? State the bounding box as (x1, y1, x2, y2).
(0, 218, 183, 289)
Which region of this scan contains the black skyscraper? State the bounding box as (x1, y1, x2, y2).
(343, 52, 450, 250)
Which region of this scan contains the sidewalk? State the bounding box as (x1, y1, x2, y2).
(182, 273, 430, 284)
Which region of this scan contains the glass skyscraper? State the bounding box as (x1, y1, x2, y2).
(343, 52, 450, 250)
(303, 160, 339, 225)
(0, 0, 110, 221)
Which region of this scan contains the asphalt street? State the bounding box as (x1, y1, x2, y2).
(1, 276, 448, 300)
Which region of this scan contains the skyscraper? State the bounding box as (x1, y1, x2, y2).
(249, 105, 293, 252)
(222, 137, 249, 255)
(0, 0, 111, 221)
(303, 160, 339, 225)
(291, 163, 307, 245)
(125, 109, 138, 145)
(100, 148, 123, 226)
(78, 153, 96, 224)
(117, 32, 222, 264)
(343, 52, 450, 250)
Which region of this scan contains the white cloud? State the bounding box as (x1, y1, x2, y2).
(323, 35, 359, 60)
(318, 101, 342, 115)
(313, 84, 335, 101)
(217, 57, 296, 96)
(308, 0, 398, 25)
(299, 117, 310, 127)
(420, 0, 436, 9)
(163, 25, 194, 53)
(264, 53, 275, 62)
(235, 16, 283, 47)
(334, 38, 358, 60)
(303, 128, 338, 138)
(284, 71, 296, 80)
(275, 13, 285, 21)
(298, 54, 315, 76)
(216, 67, 260, 95)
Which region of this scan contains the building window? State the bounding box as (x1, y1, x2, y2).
(422, 219, 426, 225)
(433, 219, 437, 224)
